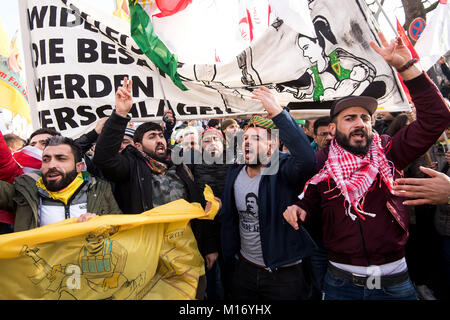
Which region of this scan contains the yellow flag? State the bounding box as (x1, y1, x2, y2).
(113, 0, 130, 23)
(0, 186, 219, 300)
(0, 18, 30, 123)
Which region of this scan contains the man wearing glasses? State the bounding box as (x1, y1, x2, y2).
(311, 116, 333, 152)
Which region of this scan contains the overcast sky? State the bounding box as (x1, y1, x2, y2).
(1, 0, 412, 39)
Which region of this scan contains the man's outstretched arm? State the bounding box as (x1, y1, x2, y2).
(370, 32, 450, 170)
(93, 77, 133, 181)
(393, 166, 450, 206)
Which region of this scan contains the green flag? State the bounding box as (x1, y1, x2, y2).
(129, 0, 188, 91)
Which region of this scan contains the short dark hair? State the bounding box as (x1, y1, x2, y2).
(386, 113, 410, 136)
(28, 128, 60, 145)
(133, 122, 163, 143)
(389, 112, 403, 118)
(44, 136, 83, 163)
(208, 119, 220, 128)
(313, 116, 332, 135)
(3, 133, 26, 149)
(245, 192, 258, 203)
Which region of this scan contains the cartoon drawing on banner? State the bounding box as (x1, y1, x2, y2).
(275, 16, 389, 102)
(237, 48, 262, 87)
(22, 226, 146, 300)
(179, 62, 244, 113)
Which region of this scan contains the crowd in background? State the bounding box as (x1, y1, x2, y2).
(0, 40, 449, 301)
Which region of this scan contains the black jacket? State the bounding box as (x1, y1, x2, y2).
(184, 149, 228, 256)
(93, 111, 215, 255)
(74, 129, 105, 179)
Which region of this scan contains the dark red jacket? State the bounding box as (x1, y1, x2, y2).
(0, 131, 23, 224)
(297, 72, 450, 266)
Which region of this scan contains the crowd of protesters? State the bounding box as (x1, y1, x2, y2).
(0, 33, 450, 301)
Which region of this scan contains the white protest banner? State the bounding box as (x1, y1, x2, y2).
(20, 0, 409, 138)
(20, 0, 233, 138)
(414, 1, 449, 72)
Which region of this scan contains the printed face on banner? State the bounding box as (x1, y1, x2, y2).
(176, 0, 408, 119)
(22, 0, 409, 138)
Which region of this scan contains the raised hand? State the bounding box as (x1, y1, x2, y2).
(163, 109, 175, 126)
(369, 32, 412, 71)
(251, 86, 283, 119)
(115, 77, 133, 118)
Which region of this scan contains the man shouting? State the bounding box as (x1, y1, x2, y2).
(283, 32, 450, 300)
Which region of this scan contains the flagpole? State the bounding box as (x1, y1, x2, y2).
(18, 0, 40, 131)
(155, 67, 170, 112)
(444, 132, 449, 153)
(372, 0, 399, 37)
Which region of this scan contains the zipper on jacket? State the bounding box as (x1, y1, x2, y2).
(63, 180, 88, 220)
(64, 205, 70, 220)
(357, 219, 371, 266)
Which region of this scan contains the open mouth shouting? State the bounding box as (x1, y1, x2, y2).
(244, 144, 260, 164)
(349, 129, 367, 144)
(44, 169, 63, 182)
(155, 143, 166, 154)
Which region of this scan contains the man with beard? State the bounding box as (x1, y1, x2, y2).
(0, 136, 121, 232)
(283, 32, 450, 300)
(183, 128, 226, 300)
(220, 87, 317, 300)
(93, 77, 218, 299)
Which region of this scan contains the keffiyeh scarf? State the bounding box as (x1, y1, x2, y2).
(300, 133, 395, 221)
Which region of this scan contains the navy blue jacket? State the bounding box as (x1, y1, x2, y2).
(220, 109, 317, 270)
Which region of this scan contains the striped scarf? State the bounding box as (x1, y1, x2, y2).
(300, 133, 394, 221)
(12, 146, 42, 174)
(140, 151, 168, 174)
(247, 116, 277, 130)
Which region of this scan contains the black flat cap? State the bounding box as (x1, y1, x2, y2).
(330, 96, 378, 118)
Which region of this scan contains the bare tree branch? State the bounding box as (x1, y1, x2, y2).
(374, 0, 385, 20)
(424, 0, 439, 13)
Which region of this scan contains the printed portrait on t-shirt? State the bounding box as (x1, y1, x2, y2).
(238, 192, 259, 233)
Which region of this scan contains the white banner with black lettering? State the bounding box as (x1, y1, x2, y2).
(20, 0, 410, 138)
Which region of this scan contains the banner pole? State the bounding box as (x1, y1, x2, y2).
(155, 68, 170, 112)
(373, 0, 399, 36)
(444, 131, 449, 153)
(18, 0, 40, 131)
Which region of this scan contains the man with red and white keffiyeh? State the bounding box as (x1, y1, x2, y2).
(283, 31, 450, 300)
